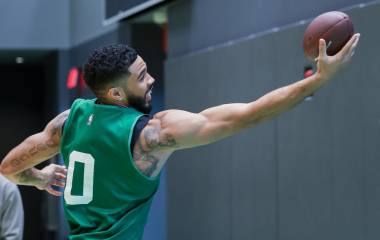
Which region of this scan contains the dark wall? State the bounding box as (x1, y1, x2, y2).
(0, 64, 50, 240)
(165, 3, 380, 240)
(168, 0, 375, 57)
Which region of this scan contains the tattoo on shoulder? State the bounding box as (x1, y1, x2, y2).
(133, 141, 161, 177)
(133, 124, 176, 177)
(143, 125, 177, 150)
(50, 111, 70, 137)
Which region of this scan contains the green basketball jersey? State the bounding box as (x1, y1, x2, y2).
(60, 99, 160, 240)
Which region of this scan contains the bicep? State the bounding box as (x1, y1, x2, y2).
(152, 105, 252, 150)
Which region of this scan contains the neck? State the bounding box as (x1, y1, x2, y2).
(97, 98, 129, 108)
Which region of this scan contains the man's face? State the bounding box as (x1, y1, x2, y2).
(124, 56, 155, 114)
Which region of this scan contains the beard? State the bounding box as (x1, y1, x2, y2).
(127, 92, 152, 114)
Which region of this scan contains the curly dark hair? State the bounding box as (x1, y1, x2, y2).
(83, 44, 138, 94)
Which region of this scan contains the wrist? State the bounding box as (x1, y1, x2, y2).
(30, 168, 46, 187)
(314, 71, 330, 84)
(16, 168, 45, 187)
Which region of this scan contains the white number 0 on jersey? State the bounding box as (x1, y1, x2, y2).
(64, 151, 95, 205)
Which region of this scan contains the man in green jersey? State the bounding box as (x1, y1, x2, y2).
(0, 33, 360, 239)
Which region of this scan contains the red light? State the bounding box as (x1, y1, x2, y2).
(304, 69, 314, 78)
(67, 67, 79, 89)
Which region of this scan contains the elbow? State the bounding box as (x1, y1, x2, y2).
(0, 163, 6, 175)
(0, 170, 18, 183)
(0, 162, 15, 180)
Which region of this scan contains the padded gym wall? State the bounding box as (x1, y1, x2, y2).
(167, 0, 375, 58)
(69, 0, 119, 48)
(0, 0, 118, 49)
(0, 0, 69, 49)
(165, 3, 380, 240)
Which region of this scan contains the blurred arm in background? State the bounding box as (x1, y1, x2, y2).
(0, 174, 24, 240)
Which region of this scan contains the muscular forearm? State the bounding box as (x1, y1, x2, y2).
(0, 111, 68, 178)
(0, 133, 59, 177)
(161, 74, 328, 148)
(2, 164, 67, 196)
(244, 73, 326, 125)
(5, 168, 45, 186)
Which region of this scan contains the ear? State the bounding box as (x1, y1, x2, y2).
(106, 87, 126, 101)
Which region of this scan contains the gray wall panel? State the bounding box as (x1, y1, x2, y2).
(228, 37, 277, 240)
(166, 33, 277, 240)
(0, 0, 118, 49)
(166, 52, 233, 240)
(349, 6, 380, 240)
(166, 2, 380, 240)
(0, 0, 69, 49)
(70, 0, 119, 47)
(168, 0, 377, 57)
(274, 25, 337, 240)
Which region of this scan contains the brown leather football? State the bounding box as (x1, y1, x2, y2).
(303, 11, 354, 60)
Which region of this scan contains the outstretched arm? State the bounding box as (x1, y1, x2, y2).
(0, 110, 70, 196)
(139, 34, 360, 152)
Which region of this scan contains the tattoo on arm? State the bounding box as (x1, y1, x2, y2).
(134, 141, 161, 176)
(18, 170, 33, 183)
(3, 110, 69, 177)
(2, 167, 45, 187)
(16, 169, 42, 186)
(143, 127, 177, 149)
(9, 140, 56, 169)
